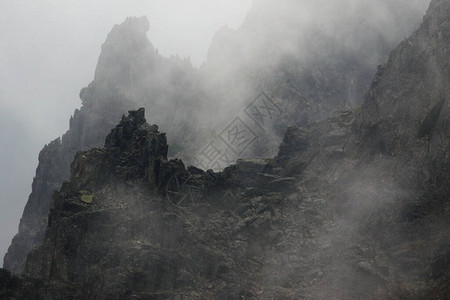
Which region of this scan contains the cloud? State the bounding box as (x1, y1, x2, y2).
(0, 0, 431, 267)
(0, 0, 251, 264)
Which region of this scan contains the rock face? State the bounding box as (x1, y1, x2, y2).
(356, 0, 450, 169)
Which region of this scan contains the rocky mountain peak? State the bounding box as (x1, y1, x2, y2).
(426, 0, 450, 26)
(69, 108, 169, 191)
(105, 108, 160, 150)
(93, 16, 159, 87)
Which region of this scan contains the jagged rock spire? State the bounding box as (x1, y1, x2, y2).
(92, 16, 159, 88)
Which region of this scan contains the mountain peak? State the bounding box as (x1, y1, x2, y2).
(104, 108, 163, 153)
(63, 108, 169, 194)
(93, 16, 158, 85)
(119, 16, 150, 33)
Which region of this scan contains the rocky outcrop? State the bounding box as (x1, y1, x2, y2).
(25, 109, 169, 281)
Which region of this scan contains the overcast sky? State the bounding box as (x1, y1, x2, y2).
(0, 0, 252, 264)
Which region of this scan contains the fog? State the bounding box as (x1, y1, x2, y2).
(0, 0, 251, 264)
(0, 0, 432, 275)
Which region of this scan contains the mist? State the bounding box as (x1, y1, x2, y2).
(0, 0, 251, 264)
(2, 0, 449, 297)
(0, 0, 432, 287)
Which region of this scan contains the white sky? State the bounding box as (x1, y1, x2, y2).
(0, 0, 252, 265)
